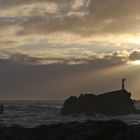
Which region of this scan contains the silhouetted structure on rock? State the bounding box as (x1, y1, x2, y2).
(121, 78, 126, 90)
(62, 79, 139, 115)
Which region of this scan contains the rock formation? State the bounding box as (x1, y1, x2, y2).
(61, 89, 139, 115)
(1, 120, 140, 140)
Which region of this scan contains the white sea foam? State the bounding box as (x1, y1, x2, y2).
(0, 100, 140, 127)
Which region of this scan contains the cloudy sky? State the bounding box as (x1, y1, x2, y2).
(1, 0, 140, 100)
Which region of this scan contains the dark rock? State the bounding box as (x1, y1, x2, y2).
(1, 120, 140, 140)
(61, 90, 139, 115)
(0, 127, 38, 140)
(0, 103, 4, 114)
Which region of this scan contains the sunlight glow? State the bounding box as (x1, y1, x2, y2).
(129, 60, 140, 65)
(127, 37, 140, 45)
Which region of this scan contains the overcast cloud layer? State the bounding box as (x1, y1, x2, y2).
(1, 0, 140, 99)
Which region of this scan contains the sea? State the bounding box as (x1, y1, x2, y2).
(0, 100, 140, 128)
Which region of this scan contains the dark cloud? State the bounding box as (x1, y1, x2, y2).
(17, 15, 84, 35)
(0, 51, 127, 99)
(129, 51, 140, 61)
(0, 0, 74, 8)
(14, 0, 140, 36)
(1, 50, 140, 99)
(89, 0, 140, 18)
(6, 51, 128, 65)
(1, 0, 140, 36)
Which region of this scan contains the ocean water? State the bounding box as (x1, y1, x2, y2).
(0, 100, 140, 127)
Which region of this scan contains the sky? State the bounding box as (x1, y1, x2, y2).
(1, 0, 140, 100)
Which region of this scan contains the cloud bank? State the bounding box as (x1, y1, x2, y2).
(1, 0, 140, 99)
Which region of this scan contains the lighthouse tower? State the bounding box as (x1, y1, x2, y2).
(121, 78, 126, 90)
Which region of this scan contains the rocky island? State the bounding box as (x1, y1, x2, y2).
(62, 79, 140, 115)
(0, 79, 140, 140)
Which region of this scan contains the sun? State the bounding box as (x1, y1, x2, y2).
(129, 60, 140, 65)
(127, 37, 140, 45)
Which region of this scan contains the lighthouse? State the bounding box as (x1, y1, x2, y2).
(121, 78, 126, 90)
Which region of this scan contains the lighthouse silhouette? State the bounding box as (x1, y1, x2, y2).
(121, 78, 126, 90)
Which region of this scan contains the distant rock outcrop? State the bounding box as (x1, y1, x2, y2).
(61, 90, 139, 115)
